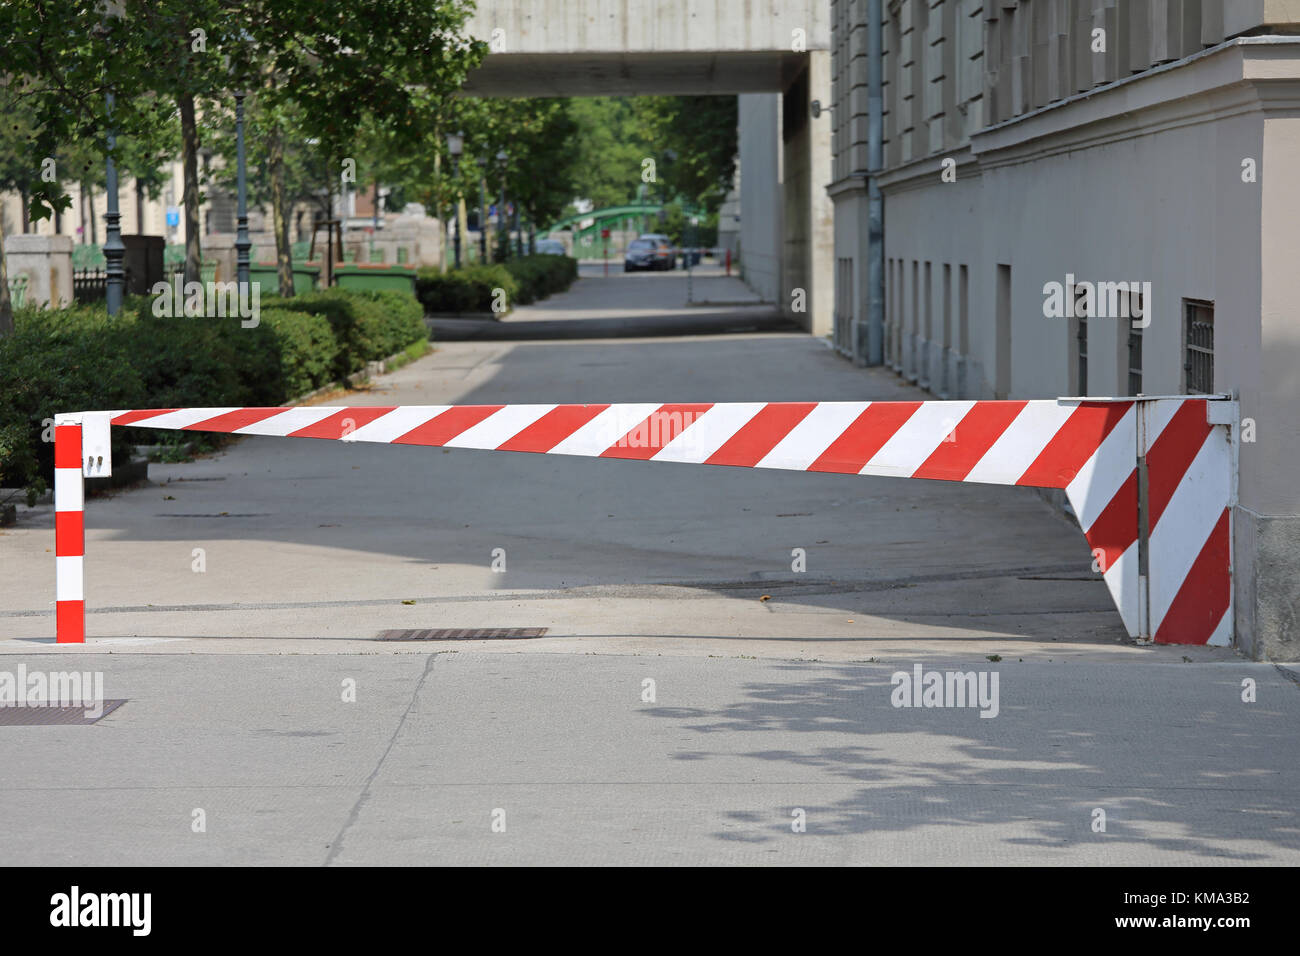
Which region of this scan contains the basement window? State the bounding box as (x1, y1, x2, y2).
(1184, 299, 1214, 394)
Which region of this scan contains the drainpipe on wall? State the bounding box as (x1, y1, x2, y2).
(863, 0, 885, 366)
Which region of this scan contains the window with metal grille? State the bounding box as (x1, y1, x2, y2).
(1076, 314, 1088, 394)
(1127, 325, 1143, 396)
(1184, 299, 1214, 394)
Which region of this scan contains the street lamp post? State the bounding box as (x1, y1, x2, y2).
(447, 131, 463, 269)
(234, 91, 251, 287)
(101, 2, 126, 315)
(496, 149, 508, 262)
(103, 94, 124, 315)
(476, 156, 488, 264)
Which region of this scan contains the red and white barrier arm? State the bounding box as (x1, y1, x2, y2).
(56, 397, 1238, 647)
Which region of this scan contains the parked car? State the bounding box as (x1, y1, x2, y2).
(535, 238, 567, 256)
(638, 234, 677, 270)
(624, 237, 675, 272)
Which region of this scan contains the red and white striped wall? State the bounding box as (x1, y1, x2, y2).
(54, 397, 1237, 647)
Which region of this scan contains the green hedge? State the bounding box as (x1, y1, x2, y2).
(414, 257, 577, 313)
(263, 288, 425, 379)
(503, 255, 579, 305)
(0, 288, 428, 502)
(415, 264, 517, 314)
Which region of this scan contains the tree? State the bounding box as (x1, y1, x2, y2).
(116, 102, 180, 232)
(568, 98, 656, 211)
(85, 0, 243, 286)
(639, 96, 737, 213)
(0, 0, 151, 334)
(230, 0, 486, 292)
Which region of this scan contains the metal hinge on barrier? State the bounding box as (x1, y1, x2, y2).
(81, 412, 112, 478)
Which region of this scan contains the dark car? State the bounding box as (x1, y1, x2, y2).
(624, 237, 674, 272)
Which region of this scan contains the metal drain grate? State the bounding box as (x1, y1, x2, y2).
(374, 628, 548, 641)
(0, 701, 126, 726)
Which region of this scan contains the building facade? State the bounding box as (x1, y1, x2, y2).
(829, 0, 1300, 659)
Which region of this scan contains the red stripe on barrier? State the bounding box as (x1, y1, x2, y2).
(54, 426, 82, 469)
(1081, 470, 1139, 572)
(112, 409, 179, 426)
(1154, 508, 1231, 645)
(1145, 399, 1211, 531)
(705, 402, 817, 467)
(56, 600, 85, 643)
(289, 406, 397, 440)
(497, 404, 610, 453)
(808, 401, 921, 474)
(1017, 401, 1132, 488)
(394, 405, 504, 446)
(55, 511, 84, 556)
(913, 401, 1028, 481)
(601, 403, 714, 460)
(184, 407, 290, 433)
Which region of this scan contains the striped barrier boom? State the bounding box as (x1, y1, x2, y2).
(53, 396, 1237, 647)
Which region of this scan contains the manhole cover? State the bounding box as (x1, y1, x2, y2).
(0, 701, 127, 726)
(374, 628, 548, 641)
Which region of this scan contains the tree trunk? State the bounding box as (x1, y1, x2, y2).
(19, 192, 29, 234)
(179, 92, 202, 285)
(267, 116, 294, 297)
(135, 179, 144, 233)
(88, 185, 97, 246)
(0, 210, 13, 337)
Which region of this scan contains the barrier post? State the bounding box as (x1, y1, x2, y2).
(54, 419, 85, 643)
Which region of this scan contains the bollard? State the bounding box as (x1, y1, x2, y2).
(54, 422, 85, 643)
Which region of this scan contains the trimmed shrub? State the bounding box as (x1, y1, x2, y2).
(415, 264, 517, 314)
(503, 255, 578, 305)
(260, 308, 337, 398)
(346, 289, 426, 362)
(264, 287, 425, 376)
(0, 287, 427, 501)
(0, 305, 145, 502)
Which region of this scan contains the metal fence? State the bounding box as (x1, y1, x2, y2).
(72, 269, 106, 304)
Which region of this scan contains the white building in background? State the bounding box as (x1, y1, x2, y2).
(828, 0, 1300, 660)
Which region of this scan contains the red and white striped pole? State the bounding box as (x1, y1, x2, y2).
(54, 419, 86, 643)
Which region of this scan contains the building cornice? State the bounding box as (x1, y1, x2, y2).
(972, 38, 1300, 166)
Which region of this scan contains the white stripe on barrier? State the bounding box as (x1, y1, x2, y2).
(1065, 405, 1137, 532)
(1102, 542, 1141, 637)
(1148, 429, 1230, 632)
(963, 402, 1072, 485)
(55, 556, 83, 602)
(54, 468, 84, 512)
(345, 406, 447, 443)
(653, 403, 763, 463)
(864, 400, 975, 478)
(234, 406, 340, 436)
(446, 404, 555, 449)
(132, 407, 242, 430)
(548, 403, 661, 456)
(756, 403, 872, 471)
